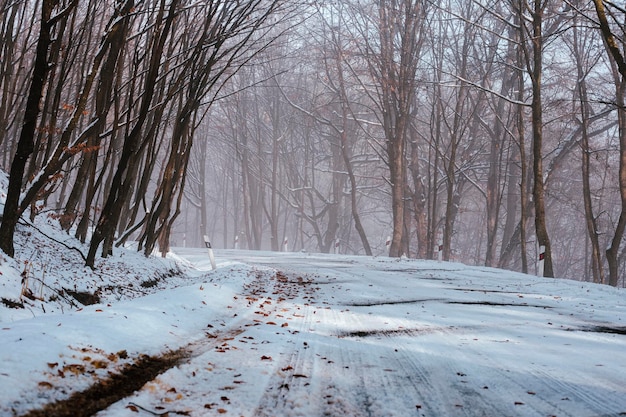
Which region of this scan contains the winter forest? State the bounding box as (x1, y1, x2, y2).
(1, 0, 626, 286)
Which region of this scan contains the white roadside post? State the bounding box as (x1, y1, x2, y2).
(283, 237, 289, 252)
(385, 235, 391, 252)
(234, 235, 239, 250)
(334, 238, 340, 254)
(203, 235, 217, 270)
(538, 245, 545, 277)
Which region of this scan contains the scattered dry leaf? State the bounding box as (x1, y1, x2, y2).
(92, 360, 108, 369)
(63, 364, 85, 375)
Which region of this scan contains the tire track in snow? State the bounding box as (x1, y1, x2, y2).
(252, 308, 320, 416)
(92, 267, 309, 416)
(321, 309, 502, 417)
(307, 303, 546, 416)
(250, 272, 387, 417)
(440, 308, 626, 416)
(384, 319, 626, 417)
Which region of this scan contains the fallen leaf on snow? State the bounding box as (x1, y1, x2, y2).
(63, 364, 85, 375)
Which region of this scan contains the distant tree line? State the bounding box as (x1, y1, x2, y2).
(1, 0, 626, 286)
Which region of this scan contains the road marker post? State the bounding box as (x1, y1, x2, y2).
(203, 235, 217, 270)
(538, 245, 545, 277)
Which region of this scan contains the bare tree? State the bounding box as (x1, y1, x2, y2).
(512, 0, 558, 277)
(351, 0, 428, 257)
(0, 0, 76, 256)
(592, 0, 626, 286)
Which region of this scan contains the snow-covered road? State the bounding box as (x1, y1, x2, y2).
(108, 249, 626, 417)
(2, 249, 626, 416)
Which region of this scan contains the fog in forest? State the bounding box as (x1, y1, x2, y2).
(1, 0, 625, 286)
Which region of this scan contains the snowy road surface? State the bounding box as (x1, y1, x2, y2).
(105, 249, 626, 417)
(2, 249, 626, 416)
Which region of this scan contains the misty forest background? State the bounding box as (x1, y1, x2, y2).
(2, 0, 626, 286)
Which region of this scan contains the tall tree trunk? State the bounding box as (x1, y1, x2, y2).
(442, 35, 470, 261)
(485, 67, 515, 267)
(60, 1, 129, 231)
(517, 29, 530, 274)
(428, 78, 443, 260)
(86, 0, 179, 268)
(573, 25, 605, 284)
(17, 0, 134, 222)
(409, 130, 428, 259)
(530, 0, 554, 277)
(340, 129, 372, 255)
(269, 88, 281, 252)
(0, 0, 60, 256)
(376, 1, 424, 257)
(141, 105, 193, 256)
(606, 83, 626, 287)
(593, 0, 626, 286)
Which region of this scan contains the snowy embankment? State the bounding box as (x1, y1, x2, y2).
(0, 188, 625, 416)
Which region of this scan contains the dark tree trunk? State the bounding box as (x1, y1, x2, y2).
(86, 0, 179, 268)
(593, 0, 626, 286)
(530, 0, 554, 277)
(0, 0, 59, 256)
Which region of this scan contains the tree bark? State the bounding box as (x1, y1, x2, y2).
(593, 0, 626, 286)
(376, 1, 424, 257)
(86, 0, 179, 267)
(572, 23, 605, 284)
(530, 0, 554, 277)
(0, 0, 60, 256)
